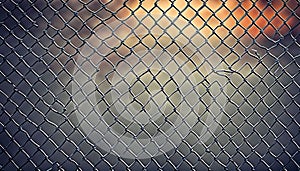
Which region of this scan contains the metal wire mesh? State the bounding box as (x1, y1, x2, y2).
(0, 0, 299, 170)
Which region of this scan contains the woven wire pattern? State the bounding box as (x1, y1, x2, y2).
(0, 0, 299, 170)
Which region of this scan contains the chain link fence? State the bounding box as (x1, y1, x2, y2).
(0, 0, 299, 170)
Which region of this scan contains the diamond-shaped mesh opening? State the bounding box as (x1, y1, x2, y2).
(0, 0, 299, 170)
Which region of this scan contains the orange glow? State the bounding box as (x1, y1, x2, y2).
(113, 0, 298, 38)
(54, 0, 298, 39)
(57, 0, 298, 38)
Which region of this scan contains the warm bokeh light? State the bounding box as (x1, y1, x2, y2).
(108, 0, 297, 38)
(51, 0, 299, 39)
(123, 0, 298, 38)
(49, 0, 299, 77)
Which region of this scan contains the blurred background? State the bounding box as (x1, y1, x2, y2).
(0, 0, 299, 170)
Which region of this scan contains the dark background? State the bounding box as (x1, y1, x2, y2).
(0, 0, 299, 170)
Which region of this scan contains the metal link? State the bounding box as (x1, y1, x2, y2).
(0, 0, 299, 170)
